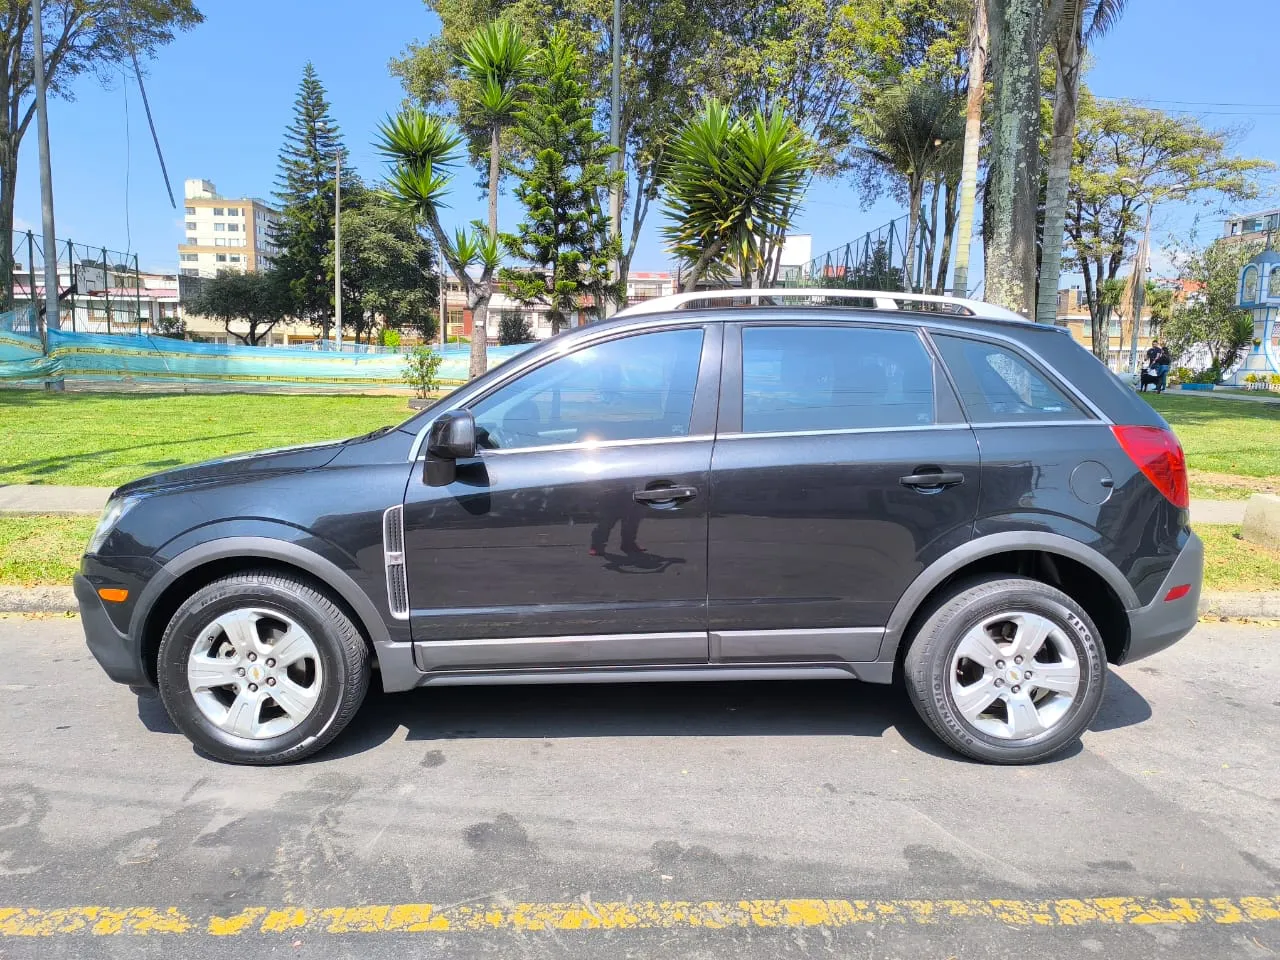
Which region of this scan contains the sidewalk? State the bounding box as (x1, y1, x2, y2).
(0, 485, 114, 515)
(0, 485, 1252, 525)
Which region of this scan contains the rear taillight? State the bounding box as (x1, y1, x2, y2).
(1111, 425, 1189, 509)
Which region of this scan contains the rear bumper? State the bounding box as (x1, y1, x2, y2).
(75, 573, 148, 687)
(1121, 531, 1203, 664)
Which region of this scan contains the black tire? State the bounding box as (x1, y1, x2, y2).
(903, 575, 1106, 764)
(156, 571, 369, 765)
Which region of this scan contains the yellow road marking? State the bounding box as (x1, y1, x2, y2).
(1, 896, 1277, 936)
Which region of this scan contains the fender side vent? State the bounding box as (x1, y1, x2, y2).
(382, 505, 409, 620)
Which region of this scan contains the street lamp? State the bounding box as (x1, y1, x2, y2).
(1120, 178, 1186, 375)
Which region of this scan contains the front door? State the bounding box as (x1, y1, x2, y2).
(401, 324, 719, 674)
(708, 321, 980, 664)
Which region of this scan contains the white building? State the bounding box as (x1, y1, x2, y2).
(178, 178, 281, 278)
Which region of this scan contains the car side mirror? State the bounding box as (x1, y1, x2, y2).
(424, 410, 477, 486)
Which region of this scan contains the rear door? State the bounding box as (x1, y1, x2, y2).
(707, 320, 981, 663)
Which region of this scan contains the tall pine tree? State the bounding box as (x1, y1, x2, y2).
(272, 63, 356, 338)
(501, 28, 622, 331)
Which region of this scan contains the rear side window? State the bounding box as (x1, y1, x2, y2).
(741, 326, 935, 433)
(933, 334, 1088, 423)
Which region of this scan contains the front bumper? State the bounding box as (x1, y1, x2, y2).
(1122, 531, 1204, 664)
(74, 573, 148, 687)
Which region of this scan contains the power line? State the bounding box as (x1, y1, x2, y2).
(1093, 95, 1280, 117)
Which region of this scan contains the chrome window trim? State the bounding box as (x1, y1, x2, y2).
(479, 433, 715, 457)
(716, 423, 972, 441)
(969, 419, 1107, 429)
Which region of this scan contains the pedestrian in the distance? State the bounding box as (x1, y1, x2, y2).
(1155, 342, 1173, 393)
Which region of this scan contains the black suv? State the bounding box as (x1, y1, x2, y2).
(76, 291, 1203, 765)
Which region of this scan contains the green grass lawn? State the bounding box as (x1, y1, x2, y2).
(0, 391, 413, 487)
(1145, 394, 1280, 481)
(3, 516, 1276, 595)
(0, 516, 96, 586)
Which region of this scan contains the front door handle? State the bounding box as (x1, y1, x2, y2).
(899, 471, 965, 490)
(633, 485, 699, 504)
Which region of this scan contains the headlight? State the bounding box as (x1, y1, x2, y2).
(86, 496, 140, 555)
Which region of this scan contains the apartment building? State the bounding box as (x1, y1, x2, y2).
(1223, 208, 1280, 246)
(177, 178, 281, 278)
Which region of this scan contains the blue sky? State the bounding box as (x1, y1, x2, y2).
(14, 0, 1280, 280)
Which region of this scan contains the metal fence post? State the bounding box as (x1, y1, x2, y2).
(27, 231, 41, 346)
(102, 246, 111, 334)
(66, 240, 76, 331)
(135, 253, 142, 335)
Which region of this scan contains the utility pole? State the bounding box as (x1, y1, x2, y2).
(607, 0, 622, 316)
(1127, 204, 1152, 375)
(30, 0, 65, 389)
(334, 148, 343, 351)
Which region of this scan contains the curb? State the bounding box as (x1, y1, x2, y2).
(2, 587, 1279, 620)
(0, 586, 78, 613)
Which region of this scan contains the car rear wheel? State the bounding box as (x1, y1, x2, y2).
(903, 576, 1106, 764)
(156, 571, 369, 765)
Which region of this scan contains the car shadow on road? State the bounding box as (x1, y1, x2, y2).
(311, 669, 1152, 766)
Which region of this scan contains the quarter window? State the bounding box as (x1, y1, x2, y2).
(740, 326, 935, 433)
(933, 334, 1087, 422)
(469, 328, 704, 450)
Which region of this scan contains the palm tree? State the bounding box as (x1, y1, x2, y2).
(457, 20, 535, 238)
(950, 0, 987, 297)
(660, 102, 813, 292)
(856, 79, 965, 293)
(1036, 0, 1129, 325)
(376, 108, 500, 377)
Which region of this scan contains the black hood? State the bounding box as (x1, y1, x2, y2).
(113, 440, 348, 499)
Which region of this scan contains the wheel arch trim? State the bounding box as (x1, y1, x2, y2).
(880, 531, 1139, 661)
(131, 536, 393, 663)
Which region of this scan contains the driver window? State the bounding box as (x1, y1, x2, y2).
(933, 334, 1088, 422)
(468, 328, 705, 450)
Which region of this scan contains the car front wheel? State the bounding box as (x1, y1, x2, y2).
(156, 571, 369, 765)
(903, 576, 1106, 764)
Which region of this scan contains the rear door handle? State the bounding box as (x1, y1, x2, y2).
(633, 485, 699, 504)
(899, 472, 965, 490)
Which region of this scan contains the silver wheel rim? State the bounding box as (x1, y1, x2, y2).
(187, 608, 324, 740)
(948, 611, 1081, 741)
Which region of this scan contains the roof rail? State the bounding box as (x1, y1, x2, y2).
(615, 288, 1028, 323)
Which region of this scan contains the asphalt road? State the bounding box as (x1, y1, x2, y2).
(1, 615, 1278, 959)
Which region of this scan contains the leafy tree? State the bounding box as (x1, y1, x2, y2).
(1, 1, 202, 308)
(1065, 96, 1271, 359)
(1163, 241, 1260, 378)
(854, 77, 963, 292)
(501, 28, 622, 332)
(1035, 0, 1129, 325)
(187, 269, 293, 346)
(498, 312, 534, 343)
(376, 108, 500, 376)
(661, 101, 813, 291)
(1090, 276, 1125, 363)
(458, 20, 535, 236)
(325, 187, 439, 344)
(272, 63, 355, 338)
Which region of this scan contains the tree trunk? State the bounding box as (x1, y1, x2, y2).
(1035, 2, 1083, 325)
(467, 285, 491, 379)
(923, 180, 941, 292)
(903, 178, 924, 293)
(488, 126, 500, 238)
(934, 176, 960, 294)
(983, 0, 1041, 318)
(682, 240, 723, 293)
(0, 161, 14, 312)
(950, 0, 988, 298)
